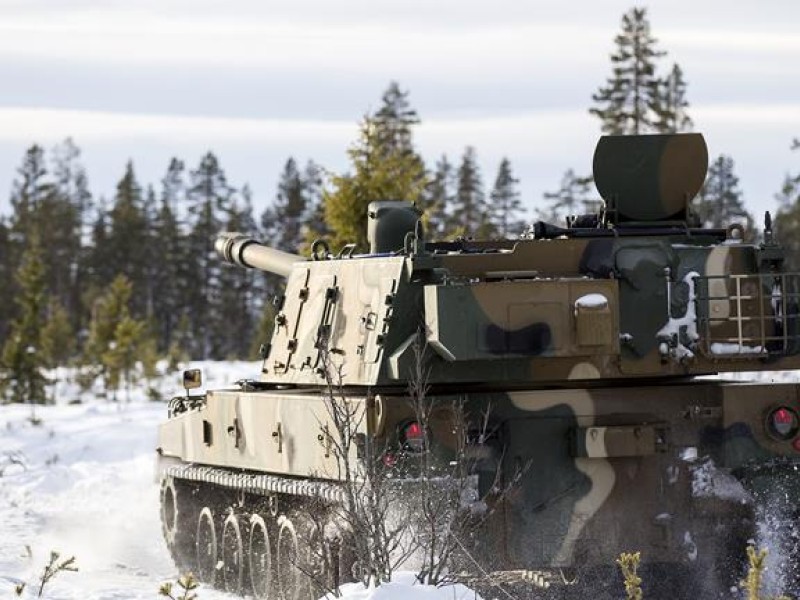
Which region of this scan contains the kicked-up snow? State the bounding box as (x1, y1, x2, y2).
(0, 362, 256, 599)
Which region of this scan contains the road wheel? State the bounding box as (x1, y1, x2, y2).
(195, 507, 218, 585)
(159, 477, 194, 570)
(276, 516, 307, 600)
(249, 514, 274, 599)
(222, 511, 245, 593)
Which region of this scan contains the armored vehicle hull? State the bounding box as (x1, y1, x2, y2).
(158, 379, 800, 597)
(158, 134, 800, 598)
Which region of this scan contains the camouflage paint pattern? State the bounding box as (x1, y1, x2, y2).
(158, 133, 800, 581)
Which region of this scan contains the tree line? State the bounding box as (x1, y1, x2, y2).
(1, 6, 798, 404)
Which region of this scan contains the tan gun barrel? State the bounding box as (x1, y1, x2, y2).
(214, 233, 303, 278)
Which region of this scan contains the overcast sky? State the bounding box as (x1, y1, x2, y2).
(1, 0, 798, 225)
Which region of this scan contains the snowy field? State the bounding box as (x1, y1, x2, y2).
(0, 362, 482, 600)
(0, 361, 258, 600)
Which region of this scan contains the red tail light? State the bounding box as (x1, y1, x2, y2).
(400, 420, 426, 452)
(766, 406, 799, 441)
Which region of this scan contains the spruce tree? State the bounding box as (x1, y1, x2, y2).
(41, 300, 75, 369)
(151, 182, 184, 352)
(0, 219, 13, 342)
(84, 275, 133, 386)
(9, 145, 51, 248)
(654, 63, 693, 133)
(422, 155, 455, 238)
(49, 138, 91, 336)
(373, 81, 420, 156)
(261, 158, 309, 253)
(302, 160, 330, 250)
(774, 139, 800, 270)
(186, 152, 233, 358)
(590, 7, 666, 135)
(86, 197, 115, 296)
(450, 147, 488, 237)
(324, 83, 427, 251)
(693, 155, 752, 230)
(1, 236, 49, 408)
(777, 138, 800, 211)
(489, 158, 525, 237)
(215, 195, 257, 359)
(103, 316, 147, 402)
(540, 170, 597, 224)
(84, 274, 154, 395)
(106, 162, 149, 316)
(161, 158, 187, 218)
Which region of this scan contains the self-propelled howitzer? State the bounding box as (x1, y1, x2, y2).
(158, 133, 800, 599)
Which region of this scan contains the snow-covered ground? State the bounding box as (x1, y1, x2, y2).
(0, 362, 483, 600)
(0, 362, 257, 599)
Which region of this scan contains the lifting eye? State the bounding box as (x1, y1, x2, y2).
(766, 406, 800, 441)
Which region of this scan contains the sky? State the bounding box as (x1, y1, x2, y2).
(0, 0, 798, 226)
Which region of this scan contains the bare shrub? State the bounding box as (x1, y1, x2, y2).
(316, 348, 418, 589)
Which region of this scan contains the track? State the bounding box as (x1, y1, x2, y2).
(160, 472, 351, 600)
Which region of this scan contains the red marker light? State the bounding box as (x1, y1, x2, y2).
(766, 406, 799, 441)
(775, 408, 793, 425)
(405, 422, 423, 439)
(400, 420, 426, 452)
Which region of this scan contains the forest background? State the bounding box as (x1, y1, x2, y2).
(1, 7, 798, 404)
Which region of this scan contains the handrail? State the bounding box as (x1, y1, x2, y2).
(692, 272, 800, 357)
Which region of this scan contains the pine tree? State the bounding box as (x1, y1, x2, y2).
(86, 197, 115, 296)
(215, 194, 257, 359)
(166, 313, 192, 372)
(540, 170, 597, 224)
(590, 7, 666, 135)
(151, 158, 192, 353)
(151, 184, 184, 352)
(777, 138, 800, 212)
(261, 158, 310, 253)
(0, 219, 13, 342)
(103, 316, 147, 402)
(373, 81, 420, 156)
(9, 145, 52, 247)
(49, 138, 91, 336)
(450, 147, 488, 237)
(489, 158, 525, 237)
(301, 160, 330, 250)
(693, 155, 752, 230)
(324, 83, 427, 251)
(422, 155, 455, 238)
(41, 300, 75, 369)
(653, 63, 693, 133)
(1, 236, 49, 408)
(186, 152, 234, 358)
(84, 275, 135, 390)
(106, 162, 149, 316)
(161, 158, 187, 218)
(774, 139, 800, 270)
